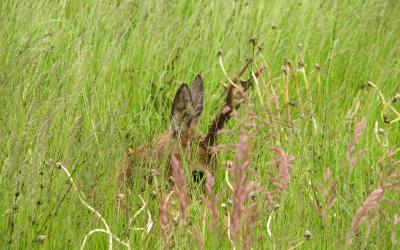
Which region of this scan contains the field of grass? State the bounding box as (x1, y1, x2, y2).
(1, 0, 400, 249)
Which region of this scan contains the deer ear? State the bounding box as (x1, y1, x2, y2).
(170, 83, 194, 136)
(190, 75, 204, 121)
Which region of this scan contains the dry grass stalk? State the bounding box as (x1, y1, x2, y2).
(54, 162, 129, 250)
(367, 81, 400, 123)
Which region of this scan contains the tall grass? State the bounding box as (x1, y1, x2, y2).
(1, 0, 400, 249)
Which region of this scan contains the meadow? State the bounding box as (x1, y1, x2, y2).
(1, 0, 400, 249)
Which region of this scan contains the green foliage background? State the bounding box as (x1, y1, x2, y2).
(1, 0, 399, 249)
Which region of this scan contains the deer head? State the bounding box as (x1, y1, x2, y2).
(118, 75, 206, 195)
(170, 75, 204, 139)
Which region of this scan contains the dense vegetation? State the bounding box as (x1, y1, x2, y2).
(1, 0, 399, 249)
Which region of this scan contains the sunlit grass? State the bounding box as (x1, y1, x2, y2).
(1, 0, 399, 249)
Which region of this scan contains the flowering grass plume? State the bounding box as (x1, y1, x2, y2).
(310, 168, 336, 226)
(229, 129, 263, 250)
(347, 118, 367, 172)
(347, 185, 385, 246)
(381, 147, 400, 191)
(204, 170, 218, 221)
(159, 190, 174, 242)
(272, 147, 295, 191)
(170, 155, 189, 222)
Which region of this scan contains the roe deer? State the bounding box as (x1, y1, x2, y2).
(117, 57, 264, 206)
(118, 75, 208, 194)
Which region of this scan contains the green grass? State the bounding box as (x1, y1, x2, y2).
(1, 0, 400, 249)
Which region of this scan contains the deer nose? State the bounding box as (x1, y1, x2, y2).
(192, 170, 205, 183)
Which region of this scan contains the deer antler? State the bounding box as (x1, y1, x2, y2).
(200, 53, 265, 165)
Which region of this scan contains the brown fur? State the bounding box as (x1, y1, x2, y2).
(118, 128, 207, 190)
